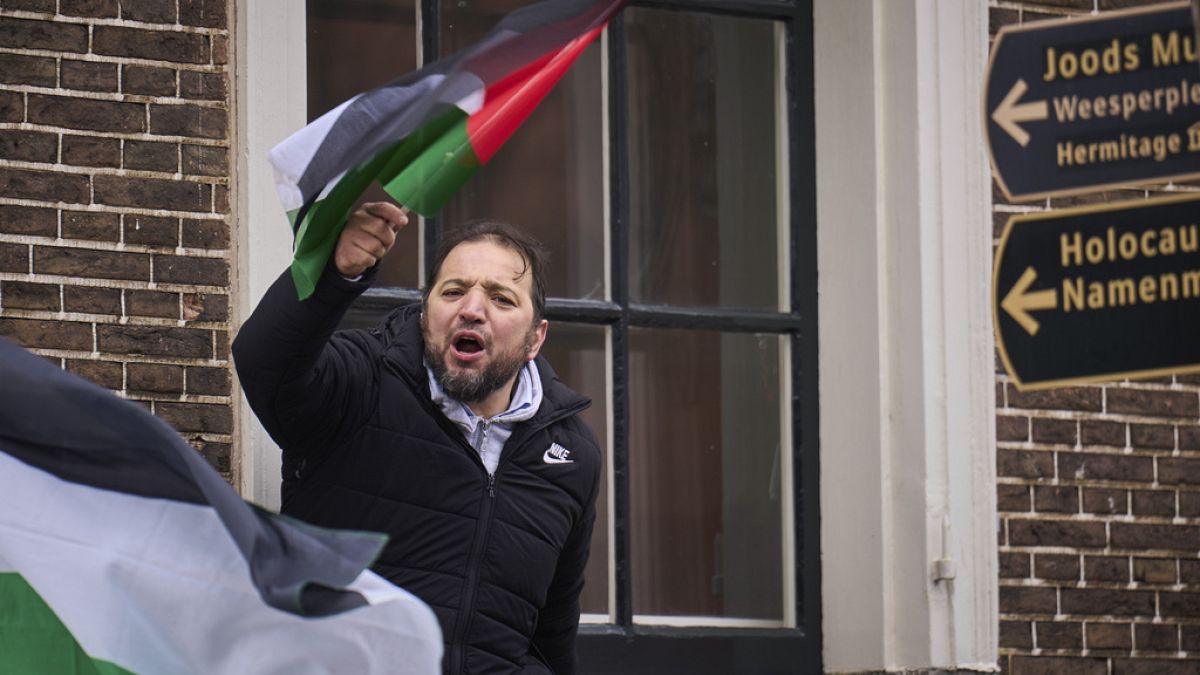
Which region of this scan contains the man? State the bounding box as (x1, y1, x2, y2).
(232, 202, 601, 675)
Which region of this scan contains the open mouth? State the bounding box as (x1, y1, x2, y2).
(450, 331, 486, 360)
(455, 335, 483, 354)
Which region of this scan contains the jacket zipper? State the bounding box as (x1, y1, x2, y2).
(448, 472, 496, 675)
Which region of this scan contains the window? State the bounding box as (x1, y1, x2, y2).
(309, 0, 817, 671)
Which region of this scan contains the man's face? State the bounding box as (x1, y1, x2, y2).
(422, 240, 547, 405)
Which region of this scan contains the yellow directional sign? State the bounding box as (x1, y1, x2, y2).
(986, 2, 1200, 201)
(994, 193, 1200, 389)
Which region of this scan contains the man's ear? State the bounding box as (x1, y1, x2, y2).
(525, 320, 549, 361)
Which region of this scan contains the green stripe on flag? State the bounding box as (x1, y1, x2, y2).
(380, 110, 480, 217)
(0, 573, 135, 675)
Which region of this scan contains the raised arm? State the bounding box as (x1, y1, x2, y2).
(231, 203, 408, 458)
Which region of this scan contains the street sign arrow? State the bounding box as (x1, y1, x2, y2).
(991, 80, 1049, 148)
(1001, 267, 1058, 336)
(986, 2, 1200, 202)
(994, 192, 1200, 390)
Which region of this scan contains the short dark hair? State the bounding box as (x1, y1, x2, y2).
(422, 220, 548, 323)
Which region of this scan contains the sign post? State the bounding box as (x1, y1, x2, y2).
(994, 193, 1200, 389)
(987, 2, 1200, 201)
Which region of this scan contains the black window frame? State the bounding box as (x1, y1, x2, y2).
(342, 0, 819, 671)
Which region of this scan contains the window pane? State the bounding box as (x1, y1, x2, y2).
(626, 9, 783, 311)
(629, 328, 784, 621)
(537, 323, 610, 615)
(439, 0, 607, 301)
(307, 0, 420, 288)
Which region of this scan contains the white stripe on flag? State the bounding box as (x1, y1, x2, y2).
(0, 451, 442, 675)
(268, 94, 362, 212)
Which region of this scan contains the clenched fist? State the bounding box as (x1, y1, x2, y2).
(333, 202, 409, 278)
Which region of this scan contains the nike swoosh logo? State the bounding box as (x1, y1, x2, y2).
(543, 443, 574, 464)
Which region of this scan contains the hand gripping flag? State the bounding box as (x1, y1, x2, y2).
(0, 339, 442, 675)
(270, 0, 627, 300)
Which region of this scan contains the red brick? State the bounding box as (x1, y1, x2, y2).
(213, 330, 229, 359)
(0, 130, 57, 163)
(213, 184, 228, 213)
(2, 281, 58, 310)
(1034, 553, 1080, 581)
(0, 53, 55, 87)
(0, 16, 88, 51)
(156, 401, 231, 434)
(126, 289, 178, 318)
(1130, 423, 1175, 450)
(3, 0, 55, 11)
(1010, 656, 1106, 675)
(97, 325, 211, 358)
(1111, 523, 1200, 551)
(1008, 385, 1102, 412)
(1061, 588, 1155, 617)
(154, 255, 227, 285)
(999, 448, 1054, 478)
(124, 215, 178, 247)
(211, 34, 228, 65)
(181, 218, 228, 250)
(127, 362, 183, 394)
(1112, 658, 1196, 675)
(1131, 490, 1176, 517)
(1107, 388, 1199, 418)
(1010, 519, 1106, 548)
(1086, 622, 1131, 650)
(0, 242, 27, 273)
(123, 64, 177, 96)
(999, 484, 1030, 512)
(186, 366, 228, 396)
(0, 90, 23, 122)
(60, 0, 119, 18)
(1035, 621, 1081, 649)
(1082, 487, 1127, 514)
(1182, 491, 1200, 518)
(1158, 457, 1200, 485)
(35, 247, 150, 282)
(95, 27, 209, 63)
(1081, 420, 1125, 447)
(1133, 558, 1178, 584)
(0, 168, 89, 204)
(1132, 619, 1180, 653)
(179, 0, 226, 28)
(1084, 555, 1128, 583)
(149, 103, 226, 139)
(1000, 620, 1033, 649)
(61, 136, 121, 168)
(124, 140, 178, 173)
(0, 318, 92, 351)
(1032, 417, 1077, 445)
(120, 0, 176, 23)
(62, 211, 120, 243)
(1034, 485, 1077, 513)
(63, 286, 121, 315)
(1001, 551, 1031, 579)
(0, 205, 55, 236)
(61, 60, 118, 92)
(1160, 592, 1200, 618)
(179, 70, 226, 100)
(27, 94, 144, 134)
(181, 144, 227, 176)
(65, 359, 122, 389)
(1184, 624, 1200, 650)
(182, 292, 226, 322)
(1000, 585, 1057, 614)
(194, 439, 230, 474)
(1058, 452, 1154, 482)
(94, 175, 210, 211)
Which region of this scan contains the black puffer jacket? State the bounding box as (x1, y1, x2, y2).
(232, 267, 601, 675)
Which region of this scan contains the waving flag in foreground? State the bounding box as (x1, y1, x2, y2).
(270, 0, 626, 299)
(0, 339, 442, 675)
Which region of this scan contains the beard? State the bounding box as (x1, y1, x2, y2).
(423, 319, 536, 405)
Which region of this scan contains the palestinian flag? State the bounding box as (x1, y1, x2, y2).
(269, 0, 627, 299)
(0, 339, 442, 675)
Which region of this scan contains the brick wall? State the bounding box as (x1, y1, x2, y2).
(992, 1, 1200, 674)
(0, 0, 233, 482)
